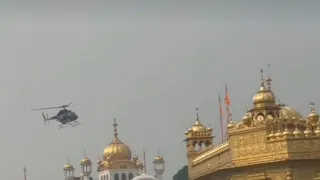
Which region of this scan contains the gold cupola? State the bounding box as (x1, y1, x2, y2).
(252, 70, 276, 108)
(307, 102, 319, 126)
(154, 149, 164, 162)
(190, 107, 207, 134)
(63, 157, 75, 180)
(184, 107, 214, 155)
(241, 105, 251, 127)
(80, 151, 92, 165)
(103, 118, 132, 162)
(314, 122, 320, 136)
(63, 162, 74, 171)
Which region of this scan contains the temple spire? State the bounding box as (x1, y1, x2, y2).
(113, 118, 118, 137)
(260, 69, 265, 88)
(196, 107, 199, 120)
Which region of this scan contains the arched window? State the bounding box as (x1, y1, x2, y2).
(106, 174, 109, 180)
(121, 173, 127, 180)
(115, 173, 119, 180)
(129, 173, 134, 180)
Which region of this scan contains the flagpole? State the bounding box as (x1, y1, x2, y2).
(225, 85, 231, 141)
(218, 94, 224, 143)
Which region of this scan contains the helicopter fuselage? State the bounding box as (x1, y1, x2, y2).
(56, 109, 78, 124)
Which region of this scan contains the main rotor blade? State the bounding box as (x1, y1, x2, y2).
(31, 102, 73, 111)
(30, 107, 61, 111)
(61, 102, 73, 108)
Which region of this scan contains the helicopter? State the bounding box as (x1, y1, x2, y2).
(31, 102, 80, 129)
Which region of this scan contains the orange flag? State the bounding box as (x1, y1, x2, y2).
(224, 85, 231, 105)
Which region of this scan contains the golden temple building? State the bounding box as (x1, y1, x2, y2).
(184, 70, 320, 180)
(63, 119, 165, 180)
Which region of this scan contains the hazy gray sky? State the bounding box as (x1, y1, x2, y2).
(1, 1, 320, 180)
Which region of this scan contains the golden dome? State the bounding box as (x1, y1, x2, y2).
(252, 70, 276, 108)
(103, 119, 132, 162)
(184, 130, 189, 135)
(304, 127, 313, 137)
(63, 163, 74, 171)
(154, 149, 164, 163)
(252, 88, 276, 106)
(227, 121, 234, 129)
(104, 136, 132, 161)
(80, 157, 92, 165)
(282, 128, 293, 138)
(190, 107, 207, 133)
(293, 127, 303, 137)
(240, 105, 251, 126)
(275, 104, 303, 124)
(315, 127, 320, 136)
(154, 155, 164, 162)
(191, 120, 206, 132)
(307, 103, 319, 125)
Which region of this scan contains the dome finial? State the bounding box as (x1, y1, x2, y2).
(311, 102, 316, 113)
(260, 69, 265, 88)
(84, 150, 87, 157)
(157, 148, 160, 156)
(67, 156, 70, 163)
(196, 107, 199, 120)
(113, 118, 118, 137)
(265, 64, 272, 90)
(265, 77, 272, 90)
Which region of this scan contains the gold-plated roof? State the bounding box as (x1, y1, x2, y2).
(241, 105, 251, 122)
(103, 119, 132, 161)
(63, 157, 74, 171)
(80, 157, 92, 165)
(80, 150, 92, 165)
(154, 149, 164, 162)
(191, 107, 206, 133)
(154, 155, 164, 162)
(63, 163, 74, 170)
(278, 104, 303, 123)
(308, 103, 319, 122)
(252, 70, 276, 108)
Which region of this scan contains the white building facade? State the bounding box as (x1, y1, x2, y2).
(63, 119, 165, 180)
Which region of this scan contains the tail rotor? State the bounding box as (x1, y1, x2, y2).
(42, 112, 49, 125)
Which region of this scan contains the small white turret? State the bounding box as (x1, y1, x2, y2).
(153, 149, 165, 180)
(63, 157, 75, 180)
(80, 150, 92, 180)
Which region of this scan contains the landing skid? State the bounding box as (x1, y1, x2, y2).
(69, 121, 81, 127)
(57, 121, 81, 129)
(58, 124, 68, 129)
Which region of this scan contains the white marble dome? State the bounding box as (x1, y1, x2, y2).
(132, 173, 158, 180)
